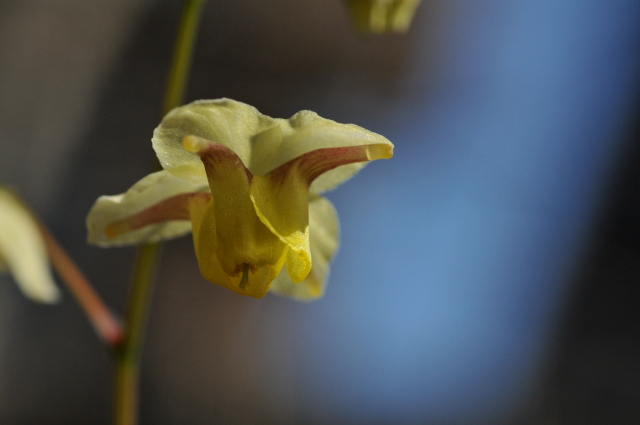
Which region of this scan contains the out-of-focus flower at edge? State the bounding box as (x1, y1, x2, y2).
(87, 99, 393, 300)
(0, 186, 61, 303)
(344, 0, 422, 33)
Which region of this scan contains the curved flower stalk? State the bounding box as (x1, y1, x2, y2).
(1, 186, 123, 344)
(87, 99, 393, 300)
(0, 186, 60, 303)
(344, 0, 422, 33)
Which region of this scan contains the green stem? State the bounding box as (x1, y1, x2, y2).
(113, 244, 161, 425)
(162, 0, 207, 116)
(113, 1, 207, 425)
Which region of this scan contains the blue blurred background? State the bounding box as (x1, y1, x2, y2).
(1, 1, 639, 424)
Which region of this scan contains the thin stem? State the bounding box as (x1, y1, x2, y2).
(162, 0, 207, 116)
(113, 243, 162, 425)
(38, 219, 123, 347)
(113, 1, 207, 425)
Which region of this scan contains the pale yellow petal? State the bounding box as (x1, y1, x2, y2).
(152, 100, 393, 195)
(269, 195, 339, 300)
(248, 125, 283, 176)
(86, 165, 209, 247)
(0, 188, 60, 303)
(152, 99, 279, 171)
(268, 111, 394, 193)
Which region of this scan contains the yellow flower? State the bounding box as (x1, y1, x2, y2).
(0, 187, 60, 303)
(344, 0, 422, 33)
(87, 99, 393, 300)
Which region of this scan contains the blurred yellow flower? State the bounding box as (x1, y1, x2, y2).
(345, 0, 422, 33)
(87, 99, 393, 299)
(0, 187, 60, 303)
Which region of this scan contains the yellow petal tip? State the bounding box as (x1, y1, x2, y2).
(182, 135, 209, 153)
(366, 143, 394, 160)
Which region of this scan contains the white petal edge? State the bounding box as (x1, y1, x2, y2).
(269, 194, 339, 300)
(0, 188, 60, 303)
(86, 165, 209, 247)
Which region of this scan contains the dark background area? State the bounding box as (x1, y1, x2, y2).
(521, 126, 640, 425)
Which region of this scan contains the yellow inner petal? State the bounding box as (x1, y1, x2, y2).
(250, 172, 311, 283)
(184, 136, 288, 298)
(250, 143, 392, 284)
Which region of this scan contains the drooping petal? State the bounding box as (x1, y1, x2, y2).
(184, 135, 288, 298)
(267, 111, 394, 193)
(0, 188, 60, 303)
(269, 195, 339, 300)
(250, 142, 392, 283)
(86, 164, 209, 247)
(103, 192, 212, 239)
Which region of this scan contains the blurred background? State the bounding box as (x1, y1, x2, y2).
(1, 0, 640, 424)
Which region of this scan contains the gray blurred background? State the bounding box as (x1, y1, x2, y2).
(1, 0, 639, 424)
